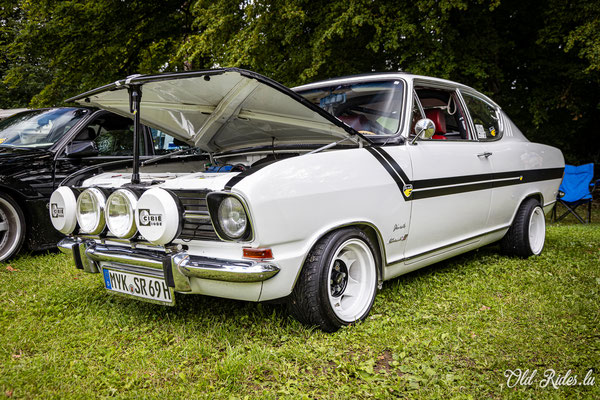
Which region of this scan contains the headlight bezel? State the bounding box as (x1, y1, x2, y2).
(105, 189, 138, 239)
(207, 192, 253, 242)
(76, 187, 107, 235)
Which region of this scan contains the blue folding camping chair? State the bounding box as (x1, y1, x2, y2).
(551, 163, 599, 224)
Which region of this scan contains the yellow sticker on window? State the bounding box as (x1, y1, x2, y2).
(490, 128, 496, 137)
(0, 138, 5, 144)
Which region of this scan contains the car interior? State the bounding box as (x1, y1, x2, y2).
(413, 88, 471, 140)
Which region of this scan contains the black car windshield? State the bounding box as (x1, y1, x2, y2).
(0, 108, 89, 148)
(297, 80, 404, 135)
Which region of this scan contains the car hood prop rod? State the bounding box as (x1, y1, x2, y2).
(128, 85, 142, 184)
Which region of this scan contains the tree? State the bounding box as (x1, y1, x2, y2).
(2, 0, 190, 107)
(179, 0, 600, 163)
(1, 0, 598, 163)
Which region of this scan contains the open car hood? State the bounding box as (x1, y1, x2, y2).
(66, 68, 363, 152)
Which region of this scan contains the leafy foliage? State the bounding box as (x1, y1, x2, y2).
(1, 0, 189, 107)
(1, 0, 599, 163)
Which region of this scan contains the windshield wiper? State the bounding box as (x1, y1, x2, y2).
(140, 148, 204, 166)
(304, 137, 359, 156)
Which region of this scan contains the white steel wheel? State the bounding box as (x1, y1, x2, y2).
(0, 194, 25, 262)
(288, 228, 379, 332)
(500, 198, 546, 258)
(327, 239, 377, 323)
(528, 206, 545, 255)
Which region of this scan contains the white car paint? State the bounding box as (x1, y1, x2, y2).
(53, 69, 564, 310)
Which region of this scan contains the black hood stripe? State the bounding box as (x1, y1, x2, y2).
(224, 160, 278, 190)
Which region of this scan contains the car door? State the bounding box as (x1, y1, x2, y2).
(403, 84, 493, 261)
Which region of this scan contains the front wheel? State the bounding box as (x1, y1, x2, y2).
(0, 193, 26, 262)
(288, 228, 378, 332)
(501, 198, 545, 257)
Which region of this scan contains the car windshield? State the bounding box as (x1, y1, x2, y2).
(0, 108, 89, 148)
(298, 80, 404, 135)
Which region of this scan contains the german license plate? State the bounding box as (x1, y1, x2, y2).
(102, 267, 174, 305)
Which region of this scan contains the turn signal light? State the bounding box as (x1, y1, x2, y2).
(243, 248, 273, 260)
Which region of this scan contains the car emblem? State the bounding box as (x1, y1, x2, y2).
(403, 184, 413, 198)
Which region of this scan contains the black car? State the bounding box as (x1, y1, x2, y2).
(0, 107, 186, 261)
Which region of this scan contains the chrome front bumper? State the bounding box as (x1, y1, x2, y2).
(58, 237, 280, 292)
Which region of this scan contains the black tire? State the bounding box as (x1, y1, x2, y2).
(288, 228, 379, 332)
(500, 198, 546, 258)
(0, 193, 26, 262)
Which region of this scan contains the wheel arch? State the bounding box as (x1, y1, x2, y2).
(0, 185, 29, 217)
(506, 191, 544, 227)
(292, 221, 387, 290)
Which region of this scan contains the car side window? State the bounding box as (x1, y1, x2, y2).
(73, 114, 140, 156)
(413, 87, 471, 140)
(462, 93, 502, 140)
(150, 128, 190, 155)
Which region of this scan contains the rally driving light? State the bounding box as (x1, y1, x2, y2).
(105, 189, 138, 238)
(76, 188, 107, 234)
(49, 186, 78, 234)
(135, 188, 180, 245)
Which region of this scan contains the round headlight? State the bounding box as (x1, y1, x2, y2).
(217, 197, 248, 239)
(76, 188, 106, 234)
(106, 189, 138, 238)
(49, 186, 78, 234)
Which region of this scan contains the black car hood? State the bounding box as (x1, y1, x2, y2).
(0, 147, 53, 176)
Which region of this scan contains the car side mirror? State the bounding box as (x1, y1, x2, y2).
(411, 118, 436, 145)
(65, 140, 99, 158)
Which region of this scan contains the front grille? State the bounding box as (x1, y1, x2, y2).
(172, 189, 221, 242)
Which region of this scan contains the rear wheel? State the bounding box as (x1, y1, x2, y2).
(0, 193, 26, 262)
(501, 198, 545, 257)
(288, 228, 378, 332)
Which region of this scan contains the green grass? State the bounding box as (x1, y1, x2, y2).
(1, 208, 599, 399)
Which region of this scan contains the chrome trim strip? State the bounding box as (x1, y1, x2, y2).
(386, 225, 511, 266)
(183, 211, 211, 220)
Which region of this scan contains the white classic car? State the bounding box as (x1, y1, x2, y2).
(50, 69, 564, 331)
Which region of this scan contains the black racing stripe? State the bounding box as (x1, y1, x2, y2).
(371, 147, 411, 184)
(520, 167, 564, 183)
(412, 181, 494, 200)
(413, 167, 564, 190)
(224, 161, 277, 190)
(413, 173, 494, 189)
(365, 147, 407, 196)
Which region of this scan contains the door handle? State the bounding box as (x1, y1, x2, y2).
(477, 152, 493, 158)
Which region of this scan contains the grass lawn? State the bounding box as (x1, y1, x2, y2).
(1, 207, 599, 399)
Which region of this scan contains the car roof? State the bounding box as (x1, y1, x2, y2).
(293, 72, 500, 109)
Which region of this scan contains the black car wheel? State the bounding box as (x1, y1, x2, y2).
(0, 193, 25, 262)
